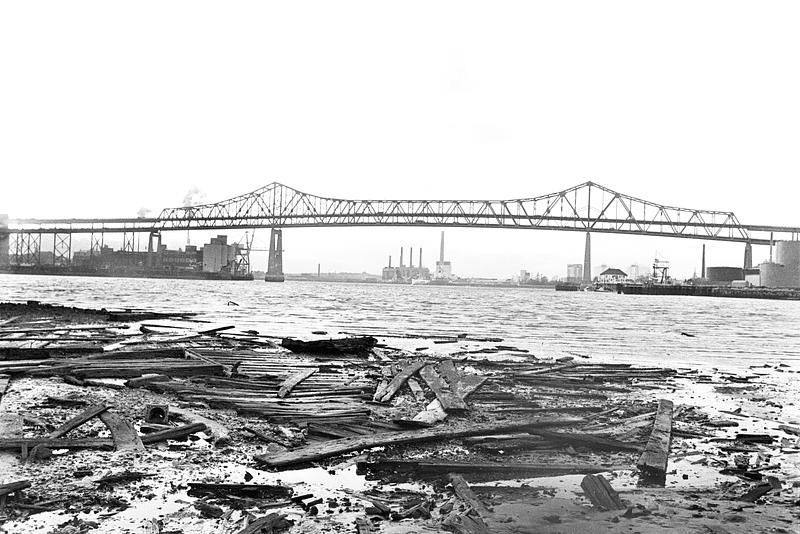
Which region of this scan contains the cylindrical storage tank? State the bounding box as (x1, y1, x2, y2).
(776, 241, 800, 286)
(706, 266, 744, 283)
(759, 262, 796, 288)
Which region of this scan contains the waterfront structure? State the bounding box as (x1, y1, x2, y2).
(382, 247, 430, 282)
(566, 263, 583, 282)
(4, 182, 799, 282)
(434, 231, 453, 281)
(203, 235, 240, 273)
(598, 268, 628, 284)
(759, 241, 800, 287)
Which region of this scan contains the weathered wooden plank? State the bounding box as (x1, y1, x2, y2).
(358, 460, 617, 480)
(277, 368, 318, 398)
(449, 474, 489, 517)
(48, 404, 108, 439)
(140, 422, 207, 445)
(235, 513, 292, 534)
(0, 480, 31, 497)
(170, 406, 230, 446)
(529, 430, 641, 452)
(255, 417, 582, 468)
(0, 437, 115, 450)
(418, 364, 467, 411)
(411, 374, 487, 425)
(580, 474, 625, 510)
(373, 360, 426, 403)
(637, 399, 673, 484)
(99, 411, 145, 452)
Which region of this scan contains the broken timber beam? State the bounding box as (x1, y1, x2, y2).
(255, 416, 582, 468)
(0, 438, 115, 450)
(637, 399, 673, 485)
(99, 411, 145, 452)
(410, 374, 487, 426)
(140, 422, 207, 445)
(373, 360, 426, 403)
(449, 474, 490, 517)
(277, 368, 318, 398)
(48, 404, 109, 439)
(419, 364, 467, 411)
(0, 480, 31, 497)
(581, 474, 625, 510)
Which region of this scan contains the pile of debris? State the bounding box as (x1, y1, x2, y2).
(1, 302, 798, 533)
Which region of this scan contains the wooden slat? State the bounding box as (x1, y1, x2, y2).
(99, 411, 145, 452)
(373, 360, 426, 403)
(637, 399, 673, 484)
(277, 368, 318, 398)
(449, 474, 490, 516)
(581, 474, 625, 510)
(418, 365, 467, 411)
(48, 404, 108, 439)
(255, 417, 582, 468)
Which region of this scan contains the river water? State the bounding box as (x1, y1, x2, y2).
(1, 273, 799, 371)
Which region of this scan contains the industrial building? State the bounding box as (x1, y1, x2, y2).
(382, 246, 430, 283)
(598, 268, 628, 284)
(434, 231, 454, 281)
(566, 263, 583, 282)
(759, 241, 800, 288)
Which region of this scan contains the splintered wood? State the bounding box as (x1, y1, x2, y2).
(637, 398, 674, 484)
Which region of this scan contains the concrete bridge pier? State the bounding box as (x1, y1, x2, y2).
(744, 242, 753, 270)
(265, 228, 284, 282)
(583, 231, 591, 282)
(0, 214, 8, 267)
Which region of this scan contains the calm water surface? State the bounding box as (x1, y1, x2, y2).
(1, 274, 799, 370)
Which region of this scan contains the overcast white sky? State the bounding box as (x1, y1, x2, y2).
(2, 2, 798, 278)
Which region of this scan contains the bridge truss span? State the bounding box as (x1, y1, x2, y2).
(152, 181, 758, 243)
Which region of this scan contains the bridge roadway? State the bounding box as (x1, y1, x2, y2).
(3, 181, 798, 246)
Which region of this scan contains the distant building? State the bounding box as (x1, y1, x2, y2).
(566, 263, 583, 282)
(594, 263, 609, 279)
(202, 235, 240, 273)
(598, 268, 628, 284)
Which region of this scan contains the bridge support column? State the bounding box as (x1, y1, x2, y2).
(583, 232, 591, 282)
(744, 242, 753, 270)
(0, 214, 8, 267)
(265, 228, 284, 282)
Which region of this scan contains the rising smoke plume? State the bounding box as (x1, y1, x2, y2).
(137, 207, 151, 218)
(183, 187, 207, 207)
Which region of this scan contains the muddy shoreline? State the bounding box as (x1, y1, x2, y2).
(0, 301, 798, 533)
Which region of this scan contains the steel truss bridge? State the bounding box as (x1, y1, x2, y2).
(2, 181, 798, 267)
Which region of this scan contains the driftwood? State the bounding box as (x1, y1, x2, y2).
(170, 406, 230, 446)
(373, 360, 425, 403)
(99, 411, 145, 452)
(0, 480, 31, 497)
(0, 437, 115, 450)
(410, 374, 487, 426)
(48, 404, 108, 439)
(188, 482, 293, 500)
(419, 364, 467, 411)
(255, 417, 582, 468)
(140, 422, 207, 445)
(637, 399, 673, 485)
(235, 513, 292, 534)
(358, 460, 616, 480)
(281, 336, 377, 355)
(277, 368, 318, 398)
(529, 430, 641, 452)
(580, 474, 625, 510)
(449, 474, 490, 516)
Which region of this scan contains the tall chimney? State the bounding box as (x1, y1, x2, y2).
(409, 247, 414, 269)
(439, 231, 445, 263)
(400, 247, 404, 268)
(419, 248, 422, 269)
(317, 263, 321, 277)
(389, 255, 392, 268)
(701, 244, 706, 278)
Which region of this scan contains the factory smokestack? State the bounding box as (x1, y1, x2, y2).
(419, 248, 422, 269)
(701, 244, 706, 278)
(389, 255, 392, 268)
(439, 231, 445, 263)
(409, 247, 414, 268)
(400, 247, 404, 268)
